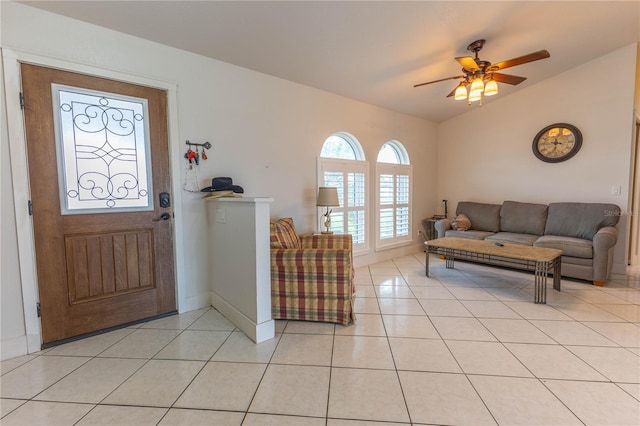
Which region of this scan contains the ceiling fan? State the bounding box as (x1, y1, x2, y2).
(414, 39, 550, 103)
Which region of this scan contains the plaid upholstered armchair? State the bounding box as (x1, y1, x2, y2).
(270, 218, 355, 325)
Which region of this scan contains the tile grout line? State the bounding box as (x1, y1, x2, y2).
(2, 258, 639, 424)
(73, 308, 212, 424)
(238, 318, 288, 424)
(383, 258, 417, 424)
(156, 312, 237, 424)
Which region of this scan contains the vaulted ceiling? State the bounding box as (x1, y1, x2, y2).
(21, 1, 640, 122)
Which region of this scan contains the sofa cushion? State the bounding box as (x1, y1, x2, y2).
(270, 218, 301, 249)
(534, 235, 593, 259)
(544, 203, 621, 240)
(500, 201, 548, 236)
(451, 214, 471, 231)
(445, 230, 495, 240)
(486, 232, 539, 246)
(456, 202, 501, 232)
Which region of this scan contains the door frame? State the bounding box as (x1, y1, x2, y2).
(628, 112, 640, 266)
(3, 49, 187, 353)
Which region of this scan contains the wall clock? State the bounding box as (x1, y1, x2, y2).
(532, 123, 582, 163)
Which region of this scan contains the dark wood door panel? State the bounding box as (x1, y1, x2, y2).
(65, 230, 155, 304)
(21, 63, 176, 344)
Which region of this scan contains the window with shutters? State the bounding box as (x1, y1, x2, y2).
(376, 141, 412, 249)
(318, 133, 369, 253)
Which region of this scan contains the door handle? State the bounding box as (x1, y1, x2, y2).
(154, 212, 171, 222)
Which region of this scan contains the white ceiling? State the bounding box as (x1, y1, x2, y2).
(21, 1, 640, 122)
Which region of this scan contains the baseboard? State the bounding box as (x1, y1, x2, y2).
(210, 291, 275, 343)
(1, 335, 28, 361)
(612, 262, 628, 275)
(354, 242, 423, 268)
(179, 292, 212, 313)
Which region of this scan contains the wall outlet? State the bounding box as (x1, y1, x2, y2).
(611, 185, 621, 195)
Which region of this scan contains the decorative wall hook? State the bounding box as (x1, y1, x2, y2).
(184, 140, 211, 168)
(185, 140, 212, 150)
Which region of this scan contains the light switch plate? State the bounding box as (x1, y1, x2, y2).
(215, 207, 226, 223)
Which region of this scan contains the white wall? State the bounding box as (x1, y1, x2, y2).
(0, 2, 438, 358)
(438, 43, 638, 273)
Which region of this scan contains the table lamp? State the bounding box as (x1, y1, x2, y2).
(316, 187, 339, 234)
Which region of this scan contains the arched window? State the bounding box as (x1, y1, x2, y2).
(376, 140, 412, 248)
(377, 142, 409, 164)
(318, 133, 368, 251)
(320, 133, 365, 160)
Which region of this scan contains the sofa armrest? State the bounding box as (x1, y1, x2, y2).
(434, 219, 451, 239)
(592, 226, 618, 283)
(593, 226, 618, 250)
(300, 234, 352, 250)
(271, 248, 352, 275)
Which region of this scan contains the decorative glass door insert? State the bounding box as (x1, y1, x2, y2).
(52, 84, 152, 213)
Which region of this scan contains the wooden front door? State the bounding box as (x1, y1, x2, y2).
(21, 64, 176, 345)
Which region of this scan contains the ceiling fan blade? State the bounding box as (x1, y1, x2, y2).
(455, 56, 478, 71)
(446, 87, 458, 98)
(413, 75, 465, 88)
(491, 73, 527, 85)
(491, 50, 550, 70)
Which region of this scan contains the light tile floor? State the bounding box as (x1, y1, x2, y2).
(2, 254, 639, 425)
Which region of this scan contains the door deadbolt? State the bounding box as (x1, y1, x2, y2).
(159, 192, 171, 208)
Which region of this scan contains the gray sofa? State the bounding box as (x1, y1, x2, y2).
(433, 201, 621, 285)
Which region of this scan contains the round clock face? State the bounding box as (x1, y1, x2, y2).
(532, 123, 582, 163)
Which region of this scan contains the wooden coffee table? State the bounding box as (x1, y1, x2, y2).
(425, 237, 562, 304)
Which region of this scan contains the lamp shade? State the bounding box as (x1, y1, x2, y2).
(469, 77, 484, 95)
(468, 90, 482, 103)
(484, 79, 498, 96)
(454, 83, 467, 100)
(316, 187, 340, 207)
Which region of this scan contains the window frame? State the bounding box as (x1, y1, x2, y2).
(377, 141, 410, 165)
(319, 131, 365, 161)
(318, 132, 369, 255)
(317, 157, 370, 254)
(375, 141, 413, 250)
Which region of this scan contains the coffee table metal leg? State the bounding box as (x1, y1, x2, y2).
(553, 257, 561, 292)
(534, 261, 547, 304)
(445, 248, 455, 269)
(425, 246, 430, 277)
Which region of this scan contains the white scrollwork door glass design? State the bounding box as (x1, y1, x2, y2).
(52, 84, 153, 213)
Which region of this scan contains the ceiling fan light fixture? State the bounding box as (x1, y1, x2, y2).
(469, 77, 484, 95)
(454, 83, 468, 100)
(412, 40, 550, 108)
(468, 90, 482, 103)
(484, 79, 498, 96)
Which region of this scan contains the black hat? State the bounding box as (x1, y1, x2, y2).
(201, 177, 244, 193)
